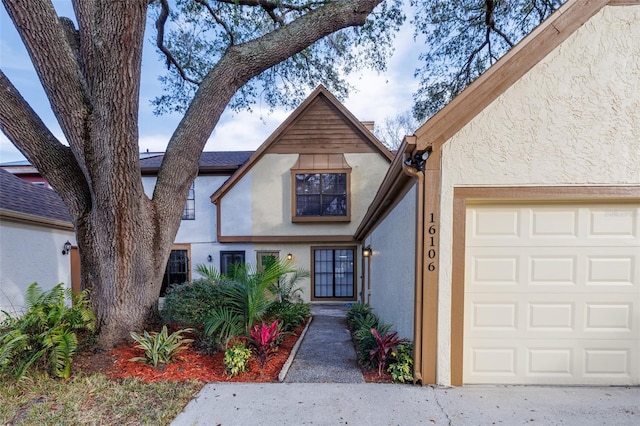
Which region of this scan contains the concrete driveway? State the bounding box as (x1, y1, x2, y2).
(171, 383, 639, 425)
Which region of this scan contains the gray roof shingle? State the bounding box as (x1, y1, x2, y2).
(139, 151, 253, 172)
(0, 169, 71, 223)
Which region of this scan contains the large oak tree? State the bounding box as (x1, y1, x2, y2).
(0, 0, 401, 348)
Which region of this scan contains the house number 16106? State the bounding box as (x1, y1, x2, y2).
(427, 212, 437, 272)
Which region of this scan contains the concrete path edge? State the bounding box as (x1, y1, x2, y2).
(277, 316, 312, 383)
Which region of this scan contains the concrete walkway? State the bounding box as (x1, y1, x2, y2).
(283, 304, 363, 383)
(171, 304, 640, 425)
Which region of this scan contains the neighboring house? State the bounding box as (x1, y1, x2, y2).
(1, 159, 52, 188)
(357, 0, 640, 387)
(210, 85, 393, 302)
(140, 151, 253, 295)
(0, 169, 78, 315)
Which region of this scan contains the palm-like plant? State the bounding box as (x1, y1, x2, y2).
(204, 258, 297, 346)
(195, 263, 223, 282)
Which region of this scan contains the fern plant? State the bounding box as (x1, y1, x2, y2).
(0, 282, 95, 379)
(129, 326, 193, 368)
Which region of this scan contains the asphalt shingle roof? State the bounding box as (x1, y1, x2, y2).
(0, 169, 71, 223)
(139, 151, 254, 171)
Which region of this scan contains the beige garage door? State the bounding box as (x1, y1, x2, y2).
(464, 202, 640, 385)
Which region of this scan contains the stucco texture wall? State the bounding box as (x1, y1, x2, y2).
(367, 184, 417, 340)
(248, 153, 390, 236)
(0, 222, 75, 315)
(436, 5, 640, 385)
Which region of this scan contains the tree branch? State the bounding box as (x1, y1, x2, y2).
(156, 0, 202, 85)
(2, 0, 92, 150)
(195, 0, 236, 45)
(154, 0, 384, 206)
(0, 71, 91, 216)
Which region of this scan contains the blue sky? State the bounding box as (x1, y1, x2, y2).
(0, 1, 421, 163)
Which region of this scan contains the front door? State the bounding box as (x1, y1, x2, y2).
(311, 247, 356, 301)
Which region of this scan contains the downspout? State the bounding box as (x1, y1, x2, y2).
(401, 151, 426, 384)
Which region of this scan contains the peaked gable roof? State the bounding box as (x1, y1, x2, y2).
(357, 0, 639, 239)
(0, 168, 72, 227)
(414, 0, 636, 150)
(211, 85, 393, 202)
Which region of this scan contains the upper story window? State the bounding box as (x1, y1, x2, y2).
(291, 154, 351, 223)
(182, 182, 195, 220)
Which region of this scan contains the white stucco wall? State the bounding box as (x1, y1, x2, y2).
(366, 184, 417, 340)
(0, 221, 75, 316)
(142, 174, 231, 277)
(435, 5, 640, 385)
(240, 153, 390, 236)
(219, 174, 253, 236)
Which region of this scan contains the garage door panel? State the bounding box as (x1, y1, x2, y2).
(464, 202, 640, 385)
(467, 248, 638, 292)
(588, 207, 638, 238)
(465, 339, 639, 385)
(466, 293, 638, 340)
(467, 204, 640, 247)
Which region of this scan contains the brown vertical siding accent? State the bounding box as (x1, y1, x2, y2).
(420, 144, 442, 385)
(450, 185, 640, 386)
(450, 193, 467, 387)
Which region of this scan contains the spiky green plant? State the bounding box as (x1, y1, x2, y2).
(129, 326, 193, 368)
(0, 283, 95, 379)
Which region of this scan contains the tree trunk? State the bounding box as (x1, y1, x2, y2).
(76, 198, 177, 347)
(0, 0, 385, 349)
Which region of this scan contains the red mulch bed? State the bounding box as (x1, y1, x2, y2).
(73, 326, 303, 383)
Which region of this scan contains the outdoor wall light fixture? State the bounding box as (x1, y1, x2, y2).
(362, 247, 372, 257)
(207, 255, 213, 263)
(62, 241, 71, 255)
(404, 149, 431, 172)
(286, 253, 293, 260)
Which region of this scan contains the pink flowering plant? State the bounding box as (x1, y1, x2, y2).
(248, 320, 284, 368)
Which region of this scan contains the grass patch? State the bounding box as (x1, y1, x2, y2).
(0, 373, 202, 425)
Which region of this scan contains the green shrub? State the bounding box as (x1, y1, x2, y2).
(224, 344, 252, 376)
(129, 326, 193, 368)
(346, 303, 373, 329)
(266, 301, 310, 332)
(352, 313, 383, 337)
(270, 268, 310, 303)
(161, 279, 230, 327)
(205, 259, 301, 345)
(0, 282, 95, 379)
(387, 342, 414, 383)
(369, 328, 408, 376)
